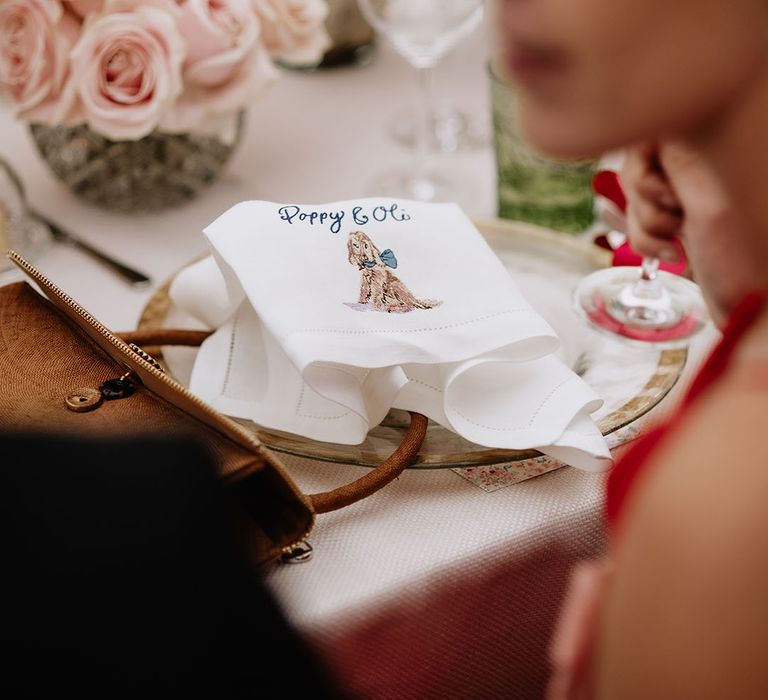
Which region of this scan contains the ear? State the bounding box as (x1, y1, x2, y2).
(347, 235, 360, 267)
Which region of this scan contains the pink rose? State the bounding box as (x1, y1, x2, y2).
(66, 2, 185, 140)
(161, 0, 277, 139)
(252, 0, 329, 66)
(176, 0, 258, 86)
(63, 1, 104, 17)
(0, 0, 80, 123)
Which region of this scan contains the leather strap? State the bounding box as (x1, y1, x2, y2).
(309, 411, 427, 513)
(119, 329, 212, 348)
(117, 328, 428, 513)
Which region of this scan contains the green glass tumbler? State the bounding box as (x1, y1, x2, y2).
(489, 59, 597, 234)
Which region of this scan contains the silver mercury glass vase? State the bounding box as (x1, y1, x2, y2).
(29, 113, 245, 213)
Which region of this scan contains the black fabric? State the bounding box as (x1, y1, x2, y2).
(0, 434, 345, 699)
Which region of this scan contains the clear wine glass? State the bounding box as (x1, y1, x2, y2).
(0, 158, 52, 282)
(573, 255, 710, 348)
(357, 0, 484, 201)
(389, 46, 488, 153)
(389, 101, 489, 153)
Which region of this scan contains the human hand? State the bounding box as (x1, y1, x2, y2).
(622, 141, 755, 327)
(621, 143, 685, 264)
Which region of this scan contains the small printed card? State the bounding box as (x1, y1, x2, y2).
(170, 198, 612, 472)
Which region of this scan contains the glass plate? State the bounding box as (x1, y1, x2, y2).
(139, 218, 687, 468)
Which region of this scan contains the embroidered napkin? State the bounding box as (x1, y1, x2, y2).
(170, 198, 612, 472)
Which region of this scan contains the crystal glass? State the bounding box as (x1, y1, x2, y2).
(357, 0, 484, 201)
(0, 158, 51, 279)
(389, 102, 488, 153)
(489, 57, 597, 233)
(573, 256, 710, 348)
(389, 47, 489, 153)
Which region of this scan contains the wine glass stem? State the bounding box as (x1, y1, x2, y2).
(634, 256, 662, 300)
(640, 256, 660, 282)
(414, 64, 436, 182)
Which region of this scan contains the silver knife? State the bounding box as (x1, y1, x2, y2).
(0, 156, 152, 288)
(30, 209, 152, 288)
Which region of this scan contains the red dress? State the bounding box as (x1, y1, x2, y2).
(547, 291, 768, 700)
(605, 290, 767, 530)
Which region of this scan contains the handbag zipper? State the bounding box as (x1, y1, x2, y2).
(8, 251, 315, 555)
(9, 251, 261, 447)
(127, 343, 164, 371)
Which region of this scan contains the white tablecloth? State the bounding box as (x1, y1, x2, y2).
(0, 19, 717, 699)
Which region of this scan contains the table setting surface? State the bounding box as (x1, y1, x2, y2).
(0, 16, 720, 698)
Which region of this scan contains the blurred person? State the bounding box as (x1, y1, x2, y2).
(0, 434, 346, 700)
(497, 0, 768, 697)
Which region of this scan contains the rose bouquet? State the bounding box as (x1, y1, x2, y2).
(0, 0, 330, 143)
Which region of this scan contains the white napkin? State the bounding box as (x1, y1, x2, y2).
(170, 198, 612, 472)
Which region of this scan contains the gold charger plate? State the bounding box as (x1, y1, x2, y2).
(139, 218, 686, 468)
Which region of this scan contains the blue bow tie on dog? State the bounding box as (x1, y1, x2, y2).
(363, 249, 397, 269)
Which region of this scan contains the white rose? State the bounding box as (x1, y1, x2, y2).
(162, 0, 277, 140)
(65, 2, 185, 140)
(0, 0, 80, 123)
(252, 0, 330, 66)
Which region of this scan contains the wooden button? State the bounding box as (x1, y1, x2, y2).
(65, 387, 103, 413)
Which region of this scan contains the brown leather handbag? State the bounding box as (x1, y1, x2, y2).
(0, 252, 427, 566)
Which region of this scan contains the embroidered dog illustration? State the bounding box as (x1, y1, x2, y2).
(346, 230, 442, 313)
